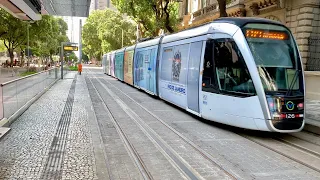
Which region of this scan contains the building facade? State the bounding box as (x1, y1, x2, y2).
(178, 0, 320, 70)
(89, 0, 116, 13)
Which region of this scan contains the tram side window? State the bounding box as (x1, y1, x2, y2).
(202, 40, 218, 93)
(214, 39, 255, 95)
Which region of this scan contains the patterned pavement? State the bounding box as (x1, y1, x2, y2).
(306, 99, 320, 126)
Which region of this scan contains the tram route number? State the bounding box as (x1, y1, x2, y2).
(286, 114, 295, 119)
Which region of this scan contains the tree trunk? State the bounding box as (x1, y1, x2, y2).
(9, 49, 14, 67)
(20, 49, 25, 67)
(163, 0, 175, 33)
(217, 0, 228, 17)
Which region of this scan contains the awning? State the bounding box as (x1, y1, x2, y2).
(42, 0, 91, 17)
(0, 0, 91, 21)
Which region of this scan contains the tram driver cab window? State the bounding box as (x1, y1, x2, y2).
(202, 38, 256, 96)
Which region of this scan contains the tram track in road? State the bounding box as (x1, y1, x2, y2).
(238, 130, 320, 174)
(88, 70, 239, 180)
(86, 72, 153, 180)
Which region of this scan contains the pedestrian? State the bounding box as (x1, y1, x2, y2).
(78, 62, 82, 75)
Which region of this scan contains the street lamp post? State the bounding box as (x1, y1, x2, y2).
(121, 28, 123, 48)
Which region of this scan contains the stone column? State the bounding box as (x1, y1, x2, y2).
(285, 0, 320, 69)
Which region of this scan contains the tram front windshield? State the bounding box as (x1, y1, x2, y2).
(242, 23, 303, 96)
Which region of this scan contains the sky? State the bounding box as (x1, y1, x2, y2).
(59, 16, 87, 58)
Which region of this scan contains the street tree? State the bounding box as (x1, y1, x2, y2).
(29, 16, 69, 66)
(0, 8, 68, 66)
(111, 0, 179, 37)
(0, 8, 29, 65)
(82, 52, 89, 63)
(82, 10, 104, 61)
(82, 9, 136, 61)
(98, 9, 136, 52)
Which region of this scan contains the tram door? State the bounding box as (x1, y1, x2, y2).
(187, 41, 203, 113)
(147, 48, 156, 93)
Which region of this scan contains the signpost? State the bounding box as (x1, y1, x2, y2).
(60, 42, 78, 79)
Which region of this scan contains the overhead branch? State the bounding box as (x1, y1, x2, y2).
(163, 0, 174, 33)
(3, 39, 9, 49)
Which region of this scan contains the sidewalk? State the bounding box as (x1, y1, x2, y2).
(0, 72, 102, 179)
(305, 99, 320, 132)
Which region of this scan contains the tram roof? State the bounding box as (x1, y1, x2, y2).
(125, 45, 135, 51)
(213, 17, 284, 27)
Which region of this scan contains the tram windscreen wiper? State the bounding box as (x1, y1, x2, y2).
(286, 69, 300, 96)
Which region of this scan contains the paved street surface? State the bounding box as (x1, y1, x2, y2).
(1, 67, 320, 179)
(306, 99, 320, 126)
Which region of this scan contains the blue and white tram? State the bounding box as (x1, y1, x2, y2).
(102, 17, 305, 132)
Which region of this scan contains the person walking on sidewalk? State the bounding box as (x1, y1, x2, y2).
(78, 62, 82, 75)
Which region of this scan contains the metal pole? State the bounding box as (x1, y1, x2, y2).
(122, 28, 123, 48)
(27, 22, 29, 69)
(27, 23, 29, 57)
(79, 19, 82, 64)
(61, 42, 64, 79)
(136, 24, 139, 41)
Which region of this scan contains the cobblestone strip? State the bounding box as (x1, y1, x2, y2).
(85, 76, 145, 180)
(60, 75, 97, 180)
(0, 78, 73, 179)
(98, 76, 237, 180)
(88, 75, 186, 180)
(40, 76, 77, 180)
(103, 75, 320, 179)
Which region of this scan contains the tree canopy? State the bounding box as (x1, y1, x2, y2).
(111, 0, 179, 37)
(82, 9, 136, 61)
(0, 8, 69, 65)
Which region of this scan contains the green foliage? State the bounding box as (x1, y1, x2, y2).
(20, 71, 36, 76)
(69, 65, 78, 71)
(0, 8, 69, 64)
(0, 8, 29, 62)
(82, 9, 136, 61)
(82, 10, 103, 61)
(67, 52, 78, 62)
(20, 70, 37, 77)
(82, 52, 89, 62)
(111, 0, 179, 36)
(31, 16, 69, 59)
(0, 40, 6, 52)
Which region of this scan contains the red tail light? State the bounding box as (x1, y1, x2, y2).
(269, 102, 274, 108)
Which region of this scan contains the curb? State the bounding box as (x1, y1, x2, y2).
(0, 127, 10, 140)
(304, 118, 320, 135)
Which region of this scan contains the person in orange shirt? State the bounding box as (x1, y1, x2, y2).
(78, 63, 82, 75)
